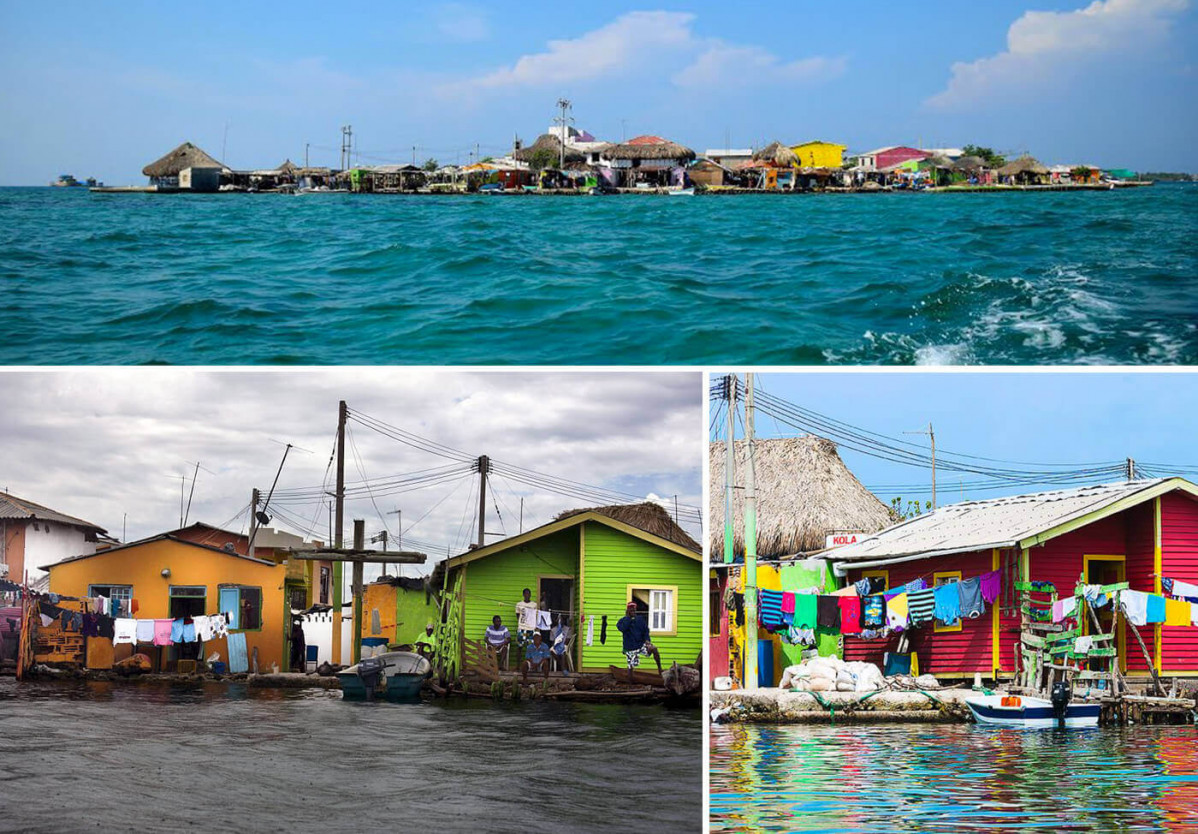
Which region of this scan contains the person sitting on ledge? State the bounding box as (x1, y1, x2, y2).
(415, 623, 436, 660)
(521, 631, 551, 683)
(485, 615, 511, 669)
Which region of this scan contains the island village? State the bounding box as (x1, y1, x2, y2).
(83, 101, 1153, 196)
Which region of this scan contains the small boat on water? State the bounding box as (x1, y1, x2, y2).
(51, 174, 100, 188)
(666, 187, 695, 196)
(338, 651, 431, 701)
(965, 689, 1100, 729)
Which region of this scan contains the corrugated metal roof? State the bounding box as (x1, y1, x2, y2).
(0, 492, 106, 533)
(829, 479, 1186, 567)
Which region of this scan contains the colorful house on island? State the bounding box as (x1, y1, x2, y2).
(790, 141, 847, 169)
(359, 575, 439, 650)
(831, 478, 1198, 682)
(708, 436, 893, 686)
(437, 502, 701, 676)
(851, 146, 928, 171)
(43, 534, 286, 673)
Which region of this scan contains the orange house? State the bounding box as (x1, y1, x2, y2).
(44, 535, 286, 672)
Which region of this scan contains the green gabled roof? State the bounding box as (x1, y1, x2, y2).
(445, 509, 700, 571)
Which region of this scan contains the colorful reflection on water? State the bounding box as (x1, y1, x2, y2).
(710, 722, 1198, 832)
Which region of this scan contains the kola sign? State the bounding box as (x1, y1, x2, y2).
(825, 532, 865, 549)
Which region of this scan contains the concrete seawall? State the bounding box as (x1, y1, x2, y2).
(711, 688, 976, 723)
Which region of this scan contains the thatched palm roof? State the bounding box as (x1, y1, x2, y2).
(556, 502, 699, 552)
(142, 142, 227, 177)
(276, 159, 298, 174)
(921, 154, 955, 169)
(514, 133, 586, 164)
(997, 155, 1048, 176)
(752, 141, 797, 167)
(709, 436, 892, 559)
(953, 155, 987, 171)
(604, 135, 695, 162)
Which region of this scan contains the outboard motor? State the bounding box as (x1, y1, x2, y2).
(1051, 680, 1072, 728)
(358, 656, 385, 700)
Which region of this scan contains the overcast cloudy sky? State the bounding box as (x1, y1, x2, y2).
(1, 0, 1194, 184)
(2, 369, 702, 577)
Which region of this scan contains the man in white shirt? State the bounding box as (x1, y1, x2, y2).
(515, 588, 538, 647)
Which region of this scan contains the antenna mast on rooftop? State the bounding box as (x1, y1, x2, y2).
(904, 423, 937, 509)
(553, 98, 574, 170)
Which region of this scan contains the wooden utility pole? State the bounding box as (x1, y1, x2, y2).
(723, 374, 737, 564)
(476, 455, 489, 548)
(1126, 457, 1136, 480)
(744, 373, 759, 691)
(352, 519, 365, 665)
(332, 400, 346, 665)
(247, 488, 260, 554)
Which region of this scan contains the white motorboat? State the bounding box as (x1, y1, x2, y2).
(964, 691, 1100, 728)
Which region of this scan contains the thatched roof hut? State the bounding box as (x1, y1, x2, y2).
(603, 135, 695, 162)
(997, 155, 1048, 176)
(142, 142, 227, 178)
(752, 141, 797, 167)
(921, 154, 956, 169)
(953, 155, 987, 172)
(276, 159, 299, 175)
(556, 502, 699, 552)
(709, 436, 892, 559)
(514, 133, 586, 166)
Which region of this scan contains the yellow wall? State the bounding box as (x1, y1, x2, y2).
(46, 538, 286, 671)
(791, 142, 846, 168)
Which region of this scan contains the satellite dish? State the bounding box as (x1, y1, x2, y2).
(255, 511, 272, 525)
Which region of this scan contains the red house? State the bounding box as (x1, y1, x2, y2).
(867, 146, 929, 170)
(831, 478, 1198, 682)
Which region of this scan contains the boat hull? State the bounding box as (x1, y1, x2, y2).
(965, 694, 1100, 728)
(338, 651, 430, 702)
(339, 672, 426, 701)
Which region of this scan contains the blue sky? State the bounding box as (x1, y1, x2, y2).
(1, 0, 1194, 184)
(713, 371, 1198, 509)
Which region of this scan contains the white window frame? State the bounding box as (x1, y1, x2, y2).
(626, 584, 679, 637)
(88, 584, 133, 605)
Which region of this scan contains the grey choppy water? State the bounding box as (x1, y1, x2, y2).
(0, 185, 1195, 365)
(0, 679, 700, 833)
(710, 723, 1198, 832)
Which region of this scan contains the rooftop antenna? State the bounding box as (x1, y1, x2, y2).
(182, 461, 217, 527)
(553, 98, 574, 169)
(903, 423, 936, 509)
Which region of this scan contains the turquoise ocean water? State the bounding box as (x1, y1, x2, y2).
(1, 185, 1194, 364)
(711, 723, 1198, 832)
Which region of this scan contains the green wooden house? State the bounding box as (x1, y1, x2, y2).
(439, 503, 701, 675)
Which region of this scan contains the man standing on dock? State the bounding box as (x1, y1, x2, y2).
(618, 601, 662, 674)
(515, 588, 537, 647)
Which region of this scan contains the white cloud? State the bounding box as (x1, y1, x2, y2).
(927, 0, 1190, 109)
(442, 10, 842, 98)
(673, 44, 846, 88)
(451, 11, 696, 93)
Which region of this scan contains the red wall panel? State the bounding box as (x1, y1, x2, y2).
(1161, 493, 1198, 671)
